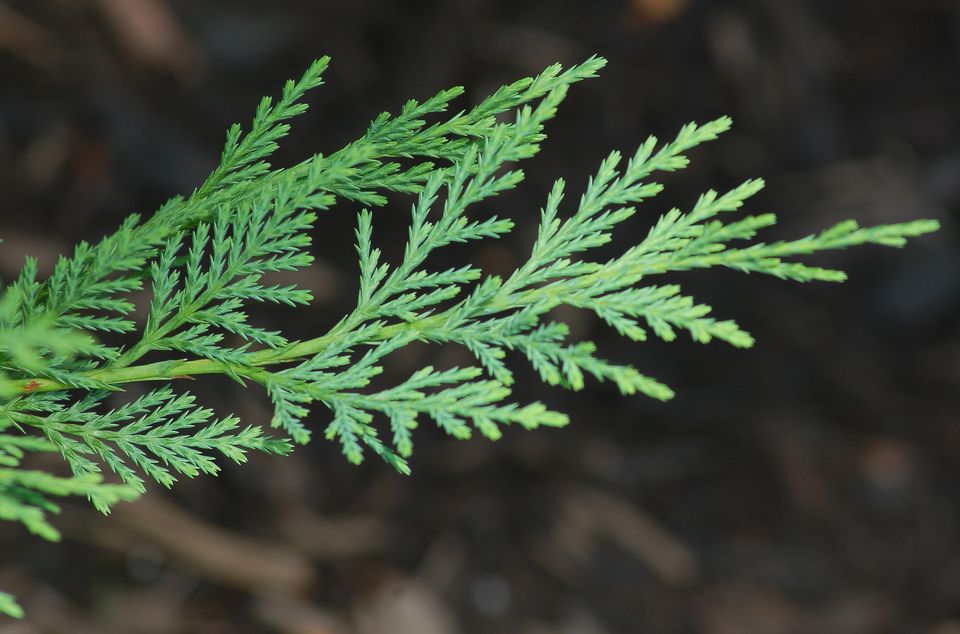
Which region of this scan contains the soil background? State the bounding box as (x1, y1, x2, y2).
(1, 1, 959, 632)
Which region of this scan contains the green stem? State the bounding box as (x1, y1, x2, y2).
(6, 261, 563, 398)
(4, 314, 450, 396)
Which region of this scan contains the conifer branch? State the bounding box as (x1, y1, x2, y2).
(0, 55, 938, 618)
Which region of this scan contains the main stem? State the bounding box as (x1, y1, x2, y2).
(9, 287, 552, 397)
(5, 316, 444, 396)
(7, 273, 564, 397)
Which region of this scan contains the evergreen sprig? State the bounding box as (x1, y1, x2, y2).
(0, 56, 937, 618)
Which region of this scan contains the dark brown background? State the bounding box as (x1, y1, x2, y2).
(0, 0, 958, 632)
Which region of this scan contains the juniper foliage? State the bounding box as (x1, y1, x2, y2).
(0, 56, 937, 617)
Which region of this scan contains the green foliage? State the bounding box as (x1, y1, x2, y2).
(0, 593, 23, 619)
(0, 55, 938, 617)
(0, 412, 137, 543)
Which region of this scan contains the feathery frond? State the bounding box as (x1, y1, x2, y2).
(0, 55, 937, 617)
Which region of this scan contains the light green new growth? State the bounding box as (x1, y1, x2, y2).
(0, 56, 937, 617)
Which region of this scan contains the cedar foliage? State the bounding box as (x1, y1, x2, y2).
(0, 56, 937, 617)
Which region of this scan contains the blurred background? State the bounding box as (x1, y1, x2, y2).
(0, 0, 958, 632)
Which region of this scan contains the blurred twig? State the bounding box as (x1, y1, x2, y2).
(96, 0, 202, 79)
(0, 5, 55, 68)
